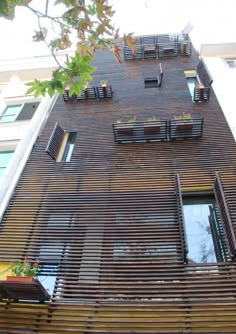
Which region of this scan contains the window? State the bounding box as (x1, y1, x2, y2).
(0, 105, 22, 122)
(0, 151, 14, 178)
(38, 264, 58, 295)
(46, 122, 77, 161)
(184, 70, 198, 97)
(225, 59, 236, 68)
(0, 102, 39, 123)
(61, 132, 77, 162)
(183, 192, 228, 263)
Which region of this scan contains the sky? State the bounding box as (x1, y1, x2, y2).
(0, 0, 236, 60)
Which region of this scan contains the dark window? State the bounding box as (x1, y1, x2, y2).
(183, 193, 228, 263)
(16, 102, 39, 121)
(225, 59, 236, 68)
(144, 77, 158, 88)
(61, 132, 77, 162)
(0, 102, 39, 122)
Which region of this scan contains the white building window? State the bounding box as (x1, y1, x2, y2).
(225, 59, 236, 68)
(0, 151, 14, 178)
(0, 102, 39, 123)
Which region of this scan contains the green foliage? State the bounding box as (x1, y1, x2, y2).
(26, 54, 95, 97)
(10, 256, 41, 277)
(0, 0, 31, 19)
(0, 0, 136, 97)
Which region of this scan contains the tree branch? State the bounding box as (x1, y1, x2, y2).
(36, 16, 65, 70)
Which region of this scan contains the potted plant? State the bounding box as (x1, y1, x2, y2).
(7, 256, 41, 282)
(144, 116, 161, 135)
(173, 112, 193, 131)
(116, 116, 137, 136)
(100, 79, 107, 87)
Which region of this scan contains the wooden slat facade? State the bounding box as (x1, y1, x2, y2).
(1, 41, 236, 332)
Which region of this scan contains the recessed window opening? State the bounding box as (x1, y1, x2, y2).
(183, 192, 228, 263)
(61, 132, 77, 162)
(0, 102, 39, 123)
(144, 77, 158, 88)
(225, 59, 236, 68)
(184, 70, 198, 97)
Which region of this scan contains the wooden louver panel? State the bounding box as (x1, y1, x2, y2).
(175, 174, 188, 263)
(45, 122, 64, 160)
(214, 172, 236, 259)
(196, 59, 213, 87)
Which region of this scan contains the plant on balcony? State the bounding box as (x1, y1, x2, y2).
(174, 112, 192, 120)
(115, 116, 137, 136)
(173, 112, 193, 131)
(144, 116, 161, 135)
(128, 115, 138, 123)
(100, 80, 108, 87)
(8, 256, 41, 281)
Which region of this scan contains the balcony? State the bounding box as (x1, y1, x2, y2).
(169, 118, 204, 140)
(0, 277, 50, 302)
(113, 118, 203, 143)
(63, 85, 113, 102)
(123, 34, 192, 60)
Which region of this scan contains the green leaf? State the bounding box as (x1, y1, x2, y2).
(69, 81, 85, 96)
(0, 0, 32, 20)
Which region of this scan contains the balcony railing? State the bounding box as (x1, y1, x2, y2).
(0, 278, 50, 302)
(113, 118, 203, 143)
(169, 118, 203, 140)
(113, 120, 168, 143)
(63, 85, 113, 102)
(123, 34, 192, 60)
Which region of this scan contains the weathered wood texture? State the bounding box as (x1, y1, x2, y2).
(1, 45, 236, 332)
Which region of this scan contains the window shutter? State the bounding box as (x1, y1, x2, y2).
(45, 122, 65, 160)
(214, 173, 236, 259)
(176, 175, 188, 263)
(196, 59, 213, 87)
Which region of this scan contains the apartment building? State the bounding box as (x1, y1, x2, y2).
(0, 33, 236, 333)
(0, 55, 62, 221)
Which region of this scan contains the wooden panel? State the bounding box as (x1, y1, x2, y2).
(45, 122, 64, 160)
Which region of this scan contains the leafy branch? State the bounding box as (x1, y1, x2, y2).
(0, 0, 137, 97)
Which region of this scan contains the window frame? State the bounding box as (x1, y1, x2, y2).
(182, 190, 229, 264)
(225, 58, 236, 69)
(0, 150, 14, 178)
(0, 104, 23, 122)
(0, 102, 40, 123)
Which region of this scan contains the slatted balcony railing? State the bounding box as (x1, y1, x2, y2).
(113, 120, 168, 143)
(113, 118, 203, 143)
(193, 86, 210, 102)
(193, 60, 213, 102)
(124, 33, 192, 60)
(0, 278, 50, 302)
(169, 118, 203, 140)
(63, 85, 113, 102)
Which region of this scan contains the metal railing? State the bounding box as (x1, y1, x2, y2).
(123, 33, 192, 60)
(113, 118, 203, 143)
(63, 86, 113, 102)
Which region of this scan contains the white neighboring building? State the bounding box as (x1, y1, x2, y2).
(0, 55, 66, 221)
(190, 25, 236, 139)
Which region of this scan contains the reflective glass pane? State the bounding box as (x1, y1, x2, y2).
(0, 151, 14, 166)
(0, 105, 22, 122)
(183, 196, 228, 263)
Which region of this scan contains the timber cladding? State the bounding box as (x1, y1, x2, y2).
(1, 46, 236, 333)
